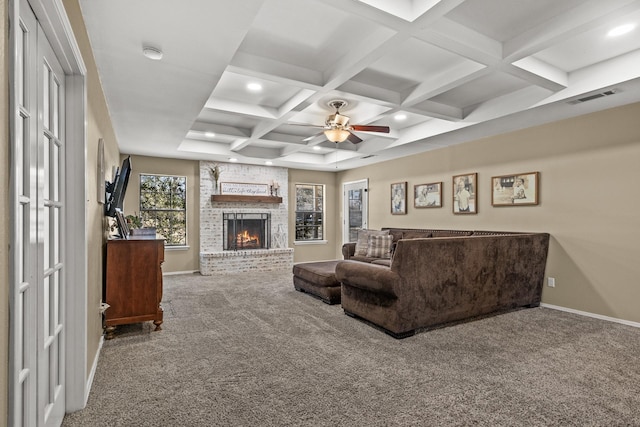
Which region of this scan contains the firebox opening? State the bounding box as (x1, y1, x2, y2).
(223, 213, 271, 251)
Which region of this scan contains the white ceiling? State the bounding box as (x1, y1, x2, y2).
(78, 0, 640, 171)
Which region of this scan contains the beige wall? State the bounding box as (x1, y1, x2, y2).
(63, 0, 121, 374)
(1, 0, 9, 424)
(337, 102, 640, 324)
(121, 155, 200, 273)
(288, 169, 338, 263)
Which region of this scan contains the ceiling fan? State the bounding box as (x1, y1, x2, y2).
(300, 100, 390, 144)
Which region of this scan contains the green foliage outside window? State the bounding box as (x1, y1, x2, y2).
(295, 184, 324, 241)
(139, 174, 187, 246)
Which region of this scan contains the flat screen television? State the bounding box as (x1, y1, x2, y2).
(105, 156, 132, 218)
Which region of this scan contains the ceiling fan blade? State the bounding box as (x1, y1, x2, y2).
(347, 132, 363, 144)
(351, 125, 390, 133)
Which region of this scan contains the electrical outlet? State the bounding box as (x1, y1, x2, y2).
(547, 277, 556, 287)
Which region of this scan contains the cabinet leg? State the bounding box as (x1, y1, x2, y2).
(105, 325, 116, 340)
(153, 320, 163, 331)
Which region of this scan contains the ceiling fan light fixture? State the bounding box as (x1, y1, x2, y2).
(324, 128, 351, 143)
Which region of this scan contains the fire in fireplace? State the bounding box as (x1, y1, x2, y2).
(223, 213, 271, 251)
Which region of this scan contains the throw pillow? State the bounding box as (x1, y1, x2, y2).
(354, 229, 389, 256)
(366, 234, 393, 259)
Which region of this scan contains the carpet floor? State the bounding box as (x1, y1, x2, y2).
(63, 270, 640, 426)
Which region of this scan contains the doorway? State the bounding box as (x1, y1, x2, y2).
(342, 179, 368, 243)
(9, 0, 88, 425)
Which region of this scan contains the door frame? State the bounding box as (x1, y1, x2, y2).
(9, 0, 89, 417)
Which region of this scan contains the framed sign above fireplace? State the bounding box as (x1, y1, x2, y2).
(212, 181, 282, 203)
(220, 182, 269, 196)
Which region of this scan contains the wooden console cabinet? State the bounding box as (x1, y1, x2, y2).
(104, 236, 164, 339)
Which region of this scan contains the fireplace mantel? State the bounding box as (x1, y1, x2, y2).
(211, 194, 282, 204)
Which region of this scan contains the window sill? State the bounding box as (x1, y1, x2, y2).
(165, 245, 190, 251)
(294, 240, 328, 246)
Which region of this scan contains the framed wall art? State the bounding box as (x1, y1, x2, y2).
(492, 172, 539, 206)
(391, 181, 407, 215)
(414, 182, 442, 208)
(452, 173, 477, 214)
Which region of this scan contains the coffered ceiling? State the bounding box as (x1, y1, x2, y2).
(79, 0, 640, 171)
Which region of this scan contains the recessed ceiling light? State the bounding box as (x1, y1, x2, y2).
(265, 161, 273, 166)
(607, 23, 636, 37)
(142, 46, 163, 60)
(205, 132, 216, 138)
(313, 146, 321, 151)
(229, 157, 238, 162)
(246, 82, 262, 92)
(394, 113, 407, 121)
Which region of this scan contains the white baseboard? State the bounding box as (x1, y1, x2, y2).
(541, 303, 640, 328)
(85, 335, 104, 406)
(163, 270, 199, 276)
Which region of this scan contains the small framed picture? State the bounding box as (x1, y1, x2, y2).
(391, 182, 407, 215)
(453, 173, 477, 214)
(492, 172, 539, 206)
(414, 182, 442, 208)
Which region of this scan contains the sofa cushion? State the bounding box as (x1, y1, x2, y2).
(366, 234, 393, 258)
(354, 229, 389, 256)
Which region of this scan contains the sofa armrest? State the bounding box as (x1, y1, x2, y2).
(342, 242, 357, 259)
(336, 261, 399, 297)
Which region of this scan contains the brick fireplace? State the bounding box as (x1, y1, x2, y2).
(199, 162, 293, 275)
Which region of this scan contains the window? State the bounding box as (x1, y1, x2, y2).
(295, 184, 324, 241)
(139, 174, 187, 246)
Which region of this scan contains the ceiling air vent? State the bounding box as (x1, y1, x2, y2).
(361, 154, 376, 159)
(568, 89, 618, 105)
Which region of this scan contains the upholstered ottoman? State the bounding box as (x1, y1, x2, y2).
(293, 260, 341, 304)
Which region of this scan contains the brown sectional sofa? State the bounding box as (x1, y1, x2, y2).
(336, 228, 550, 338)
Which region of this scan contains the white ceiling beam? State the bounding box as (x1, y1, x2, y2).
(229, 138, 251, 152)
(204, 98, 279, 120)
(322, 27, 401, 89)
(507, 57, 568, 92)
(402, 61, 487, 107)
(275, 89, 318, 119)
(404, 100, 464, 121)
(177, 139, 234, 156)
(463, 86, 555, 122)
(416, 18, 503, 65)
(190, 121, 250, 137)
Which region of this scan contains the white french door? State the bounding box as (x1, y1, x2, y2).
(343, 179, 369, 243)
(10, 0, 66, 425)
